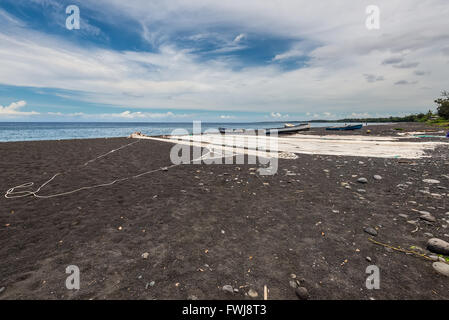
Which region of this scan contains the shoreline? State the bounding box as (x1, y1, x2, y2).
(0, 122, 403, 143)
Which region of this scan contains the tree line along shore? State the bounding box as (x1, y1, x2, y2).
(308, 91, 449, 128)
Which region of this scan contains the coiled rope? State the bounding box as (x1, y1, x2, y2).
(5, 139, 224, 199)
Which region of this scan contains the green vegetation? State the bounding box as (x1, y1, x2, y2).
(308, 91, 449, 128)
(426, 117, 449, 127)
(309, 113, 435, 123)
(435, 91, 449, 120)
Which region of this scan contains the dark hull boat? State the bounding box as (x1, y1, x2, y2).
(325, 124, 363, 131)
(218, 123, 311, 135)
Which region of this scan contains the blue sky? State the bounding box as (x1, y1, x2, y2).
(0, 0, 448, 122)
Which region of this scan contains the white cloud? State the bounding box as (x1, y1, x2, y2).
(273, 48, 304, 61)
(1, 0, 449, 118)
(322, 112, 337, 119)
(0, 100, 39, 116)
(44, 110, 191, 120)
(270, 112, 289, 118)
(272, 41, 312, 61)
(107, 111, 179, 119)
(233, 33, 245, 43)
(308, 112, 337, 119)
(0, 8, 24, 27)
(350, 112, 371, 118)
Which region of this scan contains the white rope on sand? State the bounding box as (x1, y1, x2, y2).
(82, 140, 141, 166)
(5, 139, 224, 199)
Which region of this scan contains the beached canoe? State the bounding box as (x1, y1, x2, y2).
(325, 124, 363, 131)
(219, 123, 311, 135)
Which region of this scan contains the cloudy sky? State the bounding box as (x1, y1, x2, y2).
(0, 0, 448, 122)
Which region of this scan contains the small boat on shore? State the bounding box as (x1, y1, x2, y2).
(325, 124, 363, 131)
(219, 123, 311, 135)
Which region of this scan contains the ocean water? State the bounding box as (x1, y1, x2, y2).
(0, 122, 369, 142)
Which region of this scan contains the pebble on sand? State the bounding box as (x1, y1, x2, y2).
(357, 178, 368, 184)
(364, 227, 378, 236)
(423, 179, 440, 184)
(427, 238, 449, 256)
(142, 252, 149, 259)
(373, 175, 382, 180)
(222, 285, 234, 294)
(0, 287, 5, 294)
(295, 287, 309, 300)
(247, 289, 258, 298)
(432, 262, 449, 277)
(419, 214, 436, 223)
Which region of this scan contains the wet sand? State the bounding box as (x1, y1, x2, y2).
(0, 123, 448, 300)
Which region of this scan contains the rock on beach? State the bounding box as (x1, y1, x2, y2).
(427, 238, 449, 256)
(432, 262, 449, 277)
(423, 179, 440, 184)
(295, 287, 309, 300)
(364, 227, 378, 236)
(222, 285, 234, 294)
(357, 178, 368, 184)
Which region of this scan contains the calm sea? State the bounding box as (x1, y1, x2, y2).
(0, 122, 370, 142)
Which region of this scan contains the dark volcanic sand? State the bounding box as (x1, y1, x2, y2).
(0, 123, 448, 300)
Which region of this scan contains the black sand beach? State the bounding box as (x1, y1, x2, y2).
(0, 123, 448, 300)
